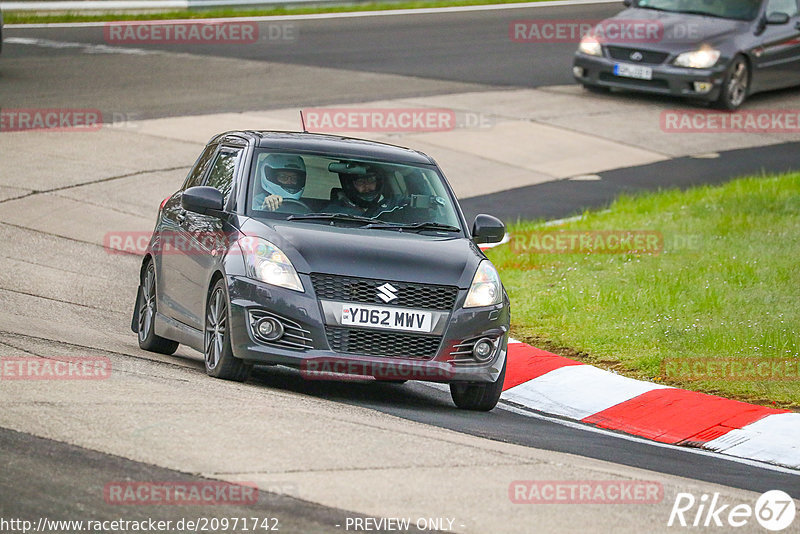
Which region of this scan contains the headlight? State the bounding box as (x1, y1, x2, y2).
(578, 35, 602, 57)
(238, 237, 303, 292)
(673, 47, 720, 69)
(464, 261, 503, 308)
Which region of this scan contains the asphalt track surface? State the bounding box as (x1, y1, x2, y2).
(1, 3, 800, 530)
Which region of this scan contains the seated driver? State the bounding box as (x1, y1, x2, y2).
(254, 154, 306, 211)
(325, 165, 395, 216)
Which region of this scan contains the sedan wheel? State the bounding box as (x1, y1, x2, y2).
(204, 279, 251, 381)
(136, 261, 178, 355)
(716, 56, 749, 111)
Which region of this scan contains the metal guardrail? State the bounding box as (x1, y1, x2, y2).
(0, 0, 331, 11)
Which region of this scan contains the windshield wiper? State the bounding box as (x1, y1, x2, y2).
(287, 213, 380, 225)
(381, 222, 461, 233)
(635, 5, 671, 11)
(677, 9, 726, 18)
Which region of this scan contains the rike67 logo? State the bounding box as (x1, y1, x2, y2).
(668, 490, 796, 531)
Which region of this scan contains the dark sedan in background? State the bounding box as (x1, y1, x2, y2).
(574, 0, 800, 109)
(132, 131, 510, 411)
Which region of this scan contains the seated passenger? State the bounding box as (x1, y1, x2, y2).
(254, 154, 306, 211)
(325, 165, 404, 217)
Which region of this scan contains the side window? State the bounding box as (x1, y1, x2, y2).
(204, 147, 242, 205)
(766, 0, 798, 16)
(183, 143, 218, 190)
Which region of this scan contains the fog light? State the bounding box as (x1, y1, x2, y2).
(573, 66, 585, 78)
(473, 338, 494, 362)
(257, 318, 284, 341)
(693, 81, 713, 94)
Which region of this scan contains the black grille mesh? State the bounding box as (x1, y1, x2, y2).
(325, 327, 441, 359)
(606, 46, 669, 65)
(311, 273, 457, 310)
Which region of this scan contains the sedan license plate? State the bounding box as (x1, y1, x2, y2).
(341, 304, 432, 333)
(614, 63, 653, 80)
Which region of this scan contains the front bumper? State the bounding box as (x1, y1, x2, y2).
(573, 52, 728, 101)
(225, 274, 509, 384)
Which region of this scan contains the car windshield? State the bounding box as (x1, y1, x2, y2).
(247, 150, 463, 232)
(634, 0, 762, 20)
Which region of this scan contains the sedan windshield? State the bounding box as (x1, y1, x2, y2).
(247, 150, 463, 232)
(634, 0, 762, 20)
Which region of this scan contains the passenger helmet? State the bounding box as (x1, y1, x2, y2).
(341, 165, 385, 208)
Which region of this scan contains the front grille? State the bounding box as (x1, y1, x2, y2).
(325, 327, 441, 359)
(606, 46, 669, 65)
(311, 273, 458, 310)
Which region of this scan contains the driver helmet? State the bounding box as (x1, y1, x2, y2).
(261, 154, 307, 200)
(341, 165, 385, 208)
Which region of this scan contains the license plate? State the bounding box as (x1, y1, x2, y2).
(341, 304, 432, 333)
(614, 63, 653, 80)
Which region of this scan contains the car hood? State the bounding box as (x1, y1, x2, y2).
(240, 218, 485, 288)
(606, 8, 747, 50)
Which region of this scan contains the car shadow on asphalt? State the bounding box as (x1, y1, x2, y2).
(249, 364, 456, 412)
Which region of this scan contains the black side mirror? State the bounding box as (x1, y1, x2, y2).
(182, 186, 224, 215)
(623, 0, 633, 6)
(472, 214, 505, 245)
(766, 12, 790, 24)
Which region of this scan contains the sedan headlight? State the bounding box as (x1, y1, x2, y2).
(239, 237, 303, 292)
(464, 261, 503, 308)
(578, 35, 602, 57)
(673, 47, 720, 69)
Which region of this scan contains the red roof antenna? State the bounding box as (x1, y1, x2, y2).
(300, 110, 308, 133)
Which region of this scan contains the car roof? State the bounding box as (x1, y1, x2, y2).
(213, 130, 436, 166)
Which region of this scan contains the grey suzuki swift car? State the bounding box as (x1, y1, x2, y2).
(132, 131, 510, 411)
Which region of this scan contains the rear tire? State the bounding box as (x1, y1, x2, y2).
(715, 55, 749, 111)
(136, 261, 179, 355)
(204, 279, 251, 382)
(450, 357, 506, 411)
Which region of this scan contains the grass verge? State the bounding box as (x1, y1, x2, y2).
(486, 172, 800, 409)
(5, 0, 547, 24)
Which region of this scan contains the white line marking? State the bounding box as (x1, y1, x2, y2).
(4, 36, 152, 55)
(5, 0, 621, 28)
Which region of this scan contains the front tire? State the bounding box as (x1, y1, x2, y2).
(715, 56, 749, 111)
(204, 279, 251, 382)
(137, 261, 179, 355)
(450, 357, 506, 411)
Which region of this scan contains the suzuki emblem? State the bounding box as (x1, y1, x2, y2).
(377, 283, 399, 303)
